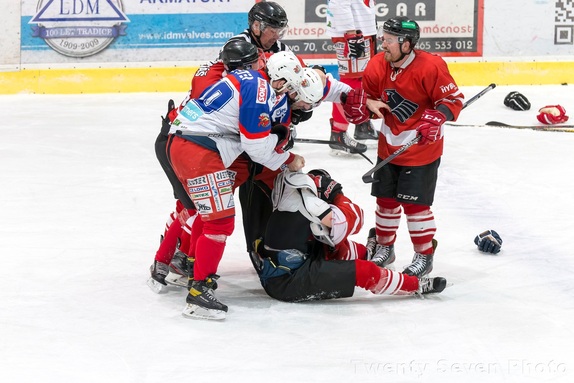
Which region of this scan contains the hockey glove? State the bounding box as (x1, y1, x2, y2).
(310, 173, 343, 204)
(474, 230, 503, 254)
(341, 88, 370, 124)
(504, 91, 531, 111)
(416, 109, 446, 145)
(291, 109, 313, 125)
(536, 105, 569, 125)
(344, 30, 366, 59)
(271, 123, 291, 153)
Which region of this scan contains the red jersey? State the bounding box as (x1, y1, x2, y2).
(362, 50, 464, 166)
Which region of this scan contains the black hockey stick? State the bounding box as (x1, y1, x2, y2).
(362, 83, 496, 183)
(176, 131, 374, 163)
(485, 121, 574, 132)
(294, 138, 374, 164)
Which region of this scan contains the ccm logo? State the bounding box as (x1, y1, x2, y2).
(257, 78, 267, 104)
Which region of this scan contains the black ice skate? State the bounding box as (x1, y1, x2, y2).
(169, 250, 193, 277)
(417, 276, 447, 295)
(354, 121, 378, 140)
(403, 239, 438, 278)
(366, 227, 396, 267)
(329, 131, 367, 154)
(182, 275, 228, 320)
(147, 260, 170, 293)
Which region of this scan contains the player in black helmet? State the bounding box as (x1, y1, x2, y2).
(243, 1, 289, 51)
(380, 16, 420, 62)
(219, 39, 261, 71)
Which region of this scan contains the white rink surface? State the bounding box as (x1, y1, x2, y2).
(1, 84, 574, 383)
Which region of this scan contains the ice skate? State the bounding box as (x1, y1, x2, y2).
(417, 276, 447, 296)
(182, 275, 227, 320)
(366, 228, 396, 268)
(147, 260, 169, 293)
(169, 250, 193, 277)
(403, 239, 437, 278)
(353, 121, 378, 140)
(329, 131, 367, 154)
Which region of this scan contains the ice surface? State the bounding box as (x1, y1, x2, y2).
(1, 84, 573, 382)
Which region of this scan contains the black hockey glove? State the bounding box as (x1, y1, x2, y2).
(271, 123, 291, 153)
(291, 109, 313, 125)
(160, 99, 176, 136)
(309, 171, 343, 204)
(504, 91, 531, 111)
(474, 230, 503, 254)
(344, 30, 366, 59)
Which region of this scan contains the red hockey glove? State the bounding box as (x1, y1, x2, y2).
(343, 30, 366, 59)
(416, 109, 446, 145)
(536, 105, 569, 125)
(340, 88, 369, 124)
(271, 123, 291, 154)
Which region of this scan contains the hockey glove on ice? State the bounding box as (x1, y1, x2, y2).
(474, 230, 503, 254)
(344, 30, 366, 59)
(536, 105, 569, 125)
(416, 109, 446, 145)
(341, 88, 370, 124)
(504, 91, 531, 111)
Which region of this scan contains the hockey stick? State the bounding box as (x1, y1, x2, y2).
(362, 83, 496, 183)
(176, 131, 374, 164)
(294, 138, 373, 164)
(485, 121, 574, 132)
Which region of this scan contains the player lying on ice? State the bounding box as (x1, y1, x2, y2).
(249, 169, 447, 302)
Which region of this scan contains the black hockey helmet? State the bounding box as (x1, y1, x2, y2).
(381, 16, 420, 46)
(248, 1, 288, 29)
(220, 40, 260, 71)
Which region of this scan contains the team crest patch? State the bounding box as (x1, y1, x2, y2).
(258, 113, 271, 129)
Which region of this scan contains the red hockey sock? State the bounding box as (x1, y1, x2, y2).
(192, 216, 234, 281)
(355, 260, 419, 294)
(155, 219, 182, 264)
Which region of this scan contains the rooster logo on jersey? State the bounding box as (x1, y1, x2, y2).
(258, 113, 271, 129)
(383, 89, 419, 123)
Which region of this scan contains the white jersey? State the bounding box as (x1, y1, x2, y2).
(326, 0, 377, 37)
(169, 69, 289, 170)
(322, 73, 352, 103)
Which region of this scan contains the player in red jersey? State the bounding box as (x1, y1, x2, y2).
(347, 17, 464, 277)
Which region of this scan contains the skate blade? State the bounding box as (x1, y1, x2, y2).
(164, 272, 187, 288)
(182, 304, 226, 321)
(147, 277, 166, 294)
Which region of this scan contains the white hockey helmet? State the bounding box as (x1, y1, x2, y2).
(266, 51, 303, 94)
(293, 67, 324, 104)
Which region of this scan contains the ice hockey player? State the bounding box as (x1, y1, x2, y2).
(148, 40, 265, 293)
(343, 17, 464, 277)
(250, 169, 447, 302)
(166, 51, 320, 320)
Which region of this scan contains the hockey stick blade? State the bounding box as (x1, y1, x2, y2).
(485, 121, 574, 132)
